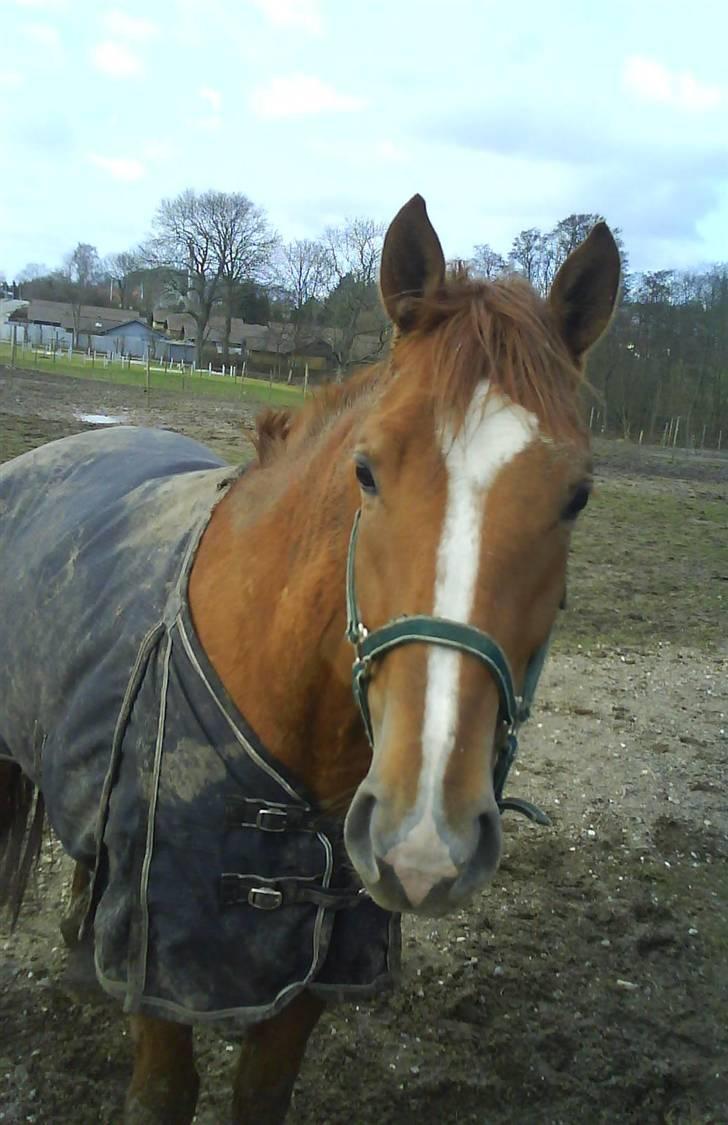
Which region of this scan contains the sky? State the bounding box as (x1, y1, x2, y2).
(1, 0, 728, 279)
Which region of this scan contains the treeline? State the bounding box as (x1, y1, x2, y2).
(472, 215, 726, 447)
(10, 190, 387, 371)
(7, 194, 727, 443)
(588, 268, 728, 447)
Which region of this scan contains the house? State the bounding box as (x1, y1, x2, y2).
(154, 309, 270, 356)
(0, 299, 28, 342)
(150, 304, 387, 371)
(255, 323, 337, 372)
(80, 319, 170, 357)
(9, 300, 143, 349)
(0, 298, 28, 324)
(6, 300, 198, 361)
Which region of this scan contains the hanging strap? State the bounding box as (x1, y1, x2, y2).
(219, 874, 367, 911)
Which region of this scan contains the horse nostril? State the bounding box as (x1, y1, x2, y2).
(344, 788, 379, 884)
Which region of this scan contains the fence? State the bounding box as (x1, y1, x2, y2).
(587, 405, 723, 453)
(0, 321, 196, 366)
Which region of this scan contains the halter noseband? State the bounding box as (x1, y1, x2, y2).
(345, 509, 551, 826)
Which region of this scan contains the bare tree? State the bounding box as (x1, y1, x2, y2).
(551, 214, 605, 260)
(62, 242, 104, 345)
(206, 192, 277, 365)
(508, 228, 542, 286)
(64, 243, 102, 288)
(105, 250, 141, 309)
(145, 190, 223, 368)
(17, 262, 49, 283)
(324, 217, 386, 372)
(276, 238, 332, 358)
(469, 243, 506, 279)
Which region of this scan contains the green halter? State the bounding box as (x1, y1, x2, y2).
(345, 509, 551, 825)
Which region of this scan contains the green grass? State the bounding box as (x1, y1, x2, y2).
(0, 341, 306, 408)
(559, 479, 727, 651)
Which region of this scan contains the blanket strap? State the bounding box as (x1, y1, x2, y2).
(225, 796, 319, 833)
(219, 874, 367, 912)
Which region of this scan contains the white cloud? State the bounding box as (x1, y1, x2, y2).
(624, 56, 722, 112)
(90, 41, 142, 79)
(250, 0, 322, 35)
(199, 86, 222, 112)
(22, 22, 61, 48)
(251, 74, 365, 119)
(141, 139, 175, 162)
(13, 0, 67, 9)
(103, 9, 160, 41)
(88, 154, 146, 182)
(0, 72, 24, 91)
(376, 140, 406, 163)
(196, 114, 223, 132)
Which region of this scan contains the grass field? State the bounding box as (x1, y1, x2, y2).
(0, 341, 306, 407)
(564, 471, 726, 651)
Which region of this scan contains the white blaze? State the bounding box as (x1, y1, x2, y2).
(387, 382, 539, 905)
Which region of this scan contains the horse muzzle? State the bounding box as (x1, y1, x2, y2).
(344, 782, 503, 916)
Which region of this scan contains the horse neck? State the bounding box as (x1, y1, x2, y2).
(188, 417, 368, 811)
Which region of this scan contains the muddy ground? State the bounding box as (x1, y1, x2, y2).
(1, 366, 726, 1124)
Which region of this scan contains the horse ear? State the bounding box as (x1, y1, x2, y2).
(549, 222, 621, 361)
(253, 408, 292, 466)
(380, 195, 446, 331)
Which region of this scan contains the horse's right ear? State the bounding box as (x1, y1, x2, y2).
(380, 195, 446, 331)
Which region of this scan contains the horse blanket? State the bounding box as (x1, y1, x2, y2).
(0, 426, 399, 1027)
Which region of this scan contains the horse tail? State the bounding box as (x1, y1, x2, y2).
(0, 760, 45, 926)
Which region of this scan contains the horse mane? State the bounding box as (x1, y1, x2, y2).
(253, 364, 385, 464)
(253, 271, 587, 465)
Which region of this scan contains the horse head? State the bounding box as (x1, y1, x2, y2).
(342, 195, 620, 915)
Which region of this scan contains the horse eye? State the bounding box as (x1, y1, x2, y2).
(355, 459, 377, 495)
(562, 483, 591, 521)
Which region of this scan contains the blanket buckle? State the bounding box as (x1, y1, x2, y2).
(256, 807, 288, 832)
(247, 886, 284, 910)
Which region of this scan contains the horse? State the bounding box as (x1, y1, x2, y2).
(0, 194, 620, 1123)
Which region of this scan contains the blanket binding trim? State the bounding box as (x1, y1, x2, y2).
(176, 615, 307, 804)
(133, 629, 173, 1009)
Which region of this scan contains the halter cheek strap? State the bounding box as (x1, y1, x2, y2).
(345, 509, 551, 826)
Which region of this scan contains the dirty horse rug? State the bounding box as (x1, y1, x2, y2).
(0, 427, 398, 1027)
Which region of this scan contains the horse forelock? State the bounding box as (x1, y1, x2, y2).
(393, 272, 589, 445)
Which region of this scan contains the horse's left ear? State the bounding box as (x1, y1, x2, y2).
(549, 222, 621, 361)
(380, 194, 446, 331)
(253, 408, 292, 466)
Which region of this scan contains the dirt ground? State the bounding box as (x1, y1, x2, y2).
(1, 366, 726, 1125)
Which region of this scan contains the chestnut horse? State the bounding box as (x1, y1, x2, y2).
(0, 195, 620, 1122)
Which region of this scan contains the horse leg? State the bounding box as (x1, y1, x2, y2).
(0, 759, 44, 922)
(59, 859, 112, 1003)
(124, 1015, 199, 1125)
(232, 990, 324, 1124)
(60, 860, 91, 947)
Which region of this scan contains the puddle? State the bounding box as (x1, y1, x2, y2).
(76, 413, 122, 426)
